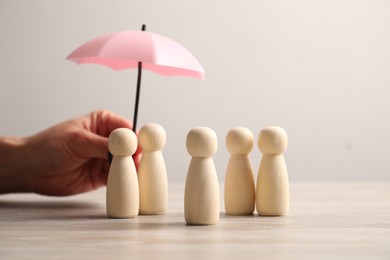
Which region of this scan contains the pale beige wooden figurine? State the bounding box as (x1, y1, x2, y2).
(106, 128, 139, 218)
(184, 127, 220, 225)
(138, 123, 168, 215)
(256, 126, 289, 216)
(224, 127, 256, 215)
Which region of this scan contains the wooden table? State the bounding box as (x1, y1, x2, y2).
(1, 183, 389, 259)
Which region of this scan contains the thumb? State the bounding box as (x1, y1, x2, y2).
(78, 131, 109, 159)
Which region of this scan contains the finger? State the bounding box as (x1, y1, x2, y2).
(133, 152, 142, 171)
(99, 160, 110, 186)
(77, 130, 109, 159)
(91, 110, 134, 137)
(87, 158, 109, 188)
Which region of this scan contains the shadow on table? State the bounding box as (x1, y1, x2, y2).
(0, 200, 98, 210)
(0, 199, 106, 220)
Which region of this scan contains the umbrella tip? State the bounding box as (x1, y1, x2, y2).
(142, 24, 146, 31)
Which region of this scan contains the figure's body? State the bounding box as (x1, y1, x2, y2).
(184, 127, 220, 225)
(256, 126, 289, 216)
(224, 127, 255, 215)
(138, 123, 168, 215)
(106, 128, 139, 218)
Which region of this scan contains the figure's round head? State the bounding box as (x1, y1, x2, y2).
(108, 128, 137, 156)
(138, 123, 166, 151)
(226, 127, 254, 155)
(186, 127, 218, 157)
(258, 126, 288, 155)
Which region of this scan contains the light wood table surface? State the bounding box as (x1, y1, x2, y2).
(1, 183, 389, 259)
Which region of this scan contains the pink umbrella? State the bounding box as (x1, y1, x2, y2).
(67, 25, 204, 131)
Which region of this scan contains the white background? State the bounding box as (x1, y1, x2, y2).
(1, 0, 389, 182)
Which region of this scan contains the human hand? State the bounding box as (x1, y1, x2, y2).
(0, 110, 142, 196)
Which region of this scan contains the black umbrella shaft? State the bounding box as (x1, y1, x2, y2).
(132, 24, 146, 132)
(133, 61, 142, 132)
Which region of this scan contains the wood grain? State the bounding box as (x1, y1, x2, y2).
(1, 183, 389, 259)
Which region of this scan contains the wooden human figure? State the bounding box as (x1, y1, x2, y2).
(256, 126, 289, 216)
(138, 123, 168, 215)
(106, 128, 139, 218)
(184, 127, 220, 225)
(224, 127, 255, 215)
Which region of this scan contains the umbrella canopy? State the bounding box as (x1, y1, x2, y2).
(67, 30, 204, 79)
(67, 26, 204, 162)
(67, 26, 204, 136)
